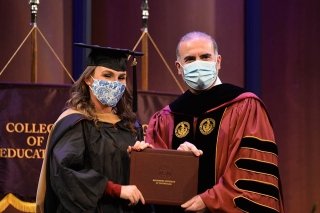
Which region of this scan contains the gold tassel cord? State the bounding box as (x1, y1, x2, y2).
(129, 31, 148, 59)
(0, 27, 36, 77)
(0, 26, 75, 83)
(36, 27, 75, 83)
(129, 31, 185, 93)
(146, 33, 184, 93)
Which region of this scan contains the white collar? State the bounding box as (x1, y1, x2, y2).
(214, 77, 222, 86)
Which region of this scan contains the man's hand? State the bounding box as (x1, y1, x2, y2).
(181, 195, 206, 212)
(177, 141, 203, 156)
(120, 185, 145, 205)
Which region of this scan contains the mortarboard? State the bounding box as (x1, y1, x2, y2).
(74, 43, 143, 112)
(74, 43, 143, 70)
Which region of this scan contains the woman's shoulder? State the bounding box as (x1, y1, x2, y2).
(55, 108, 87, 123)
(52, 109, 89, 132)
(47, 110, 90, 151)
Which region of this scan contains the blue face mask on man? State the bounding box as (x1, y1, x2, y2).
(182, 60, 218, 90)
(90, 76, 126, 107)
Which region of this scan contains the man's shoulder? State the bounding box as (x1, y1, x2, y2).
(168, 84, 252, 115)
(155, 105, 173, 116)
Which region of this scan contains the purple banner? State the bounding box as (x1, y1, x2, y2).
(0, 83, 178, 212)
(0, 83, 70, 211)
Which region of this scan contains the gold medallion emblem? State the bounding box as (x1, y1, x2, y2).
(175, 121, 190, 138)
(199, 118, 215, 135)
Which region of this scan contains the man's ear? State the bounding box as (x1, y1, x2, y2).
(216, 55, 222, 71)
(175, 61, 183, 75)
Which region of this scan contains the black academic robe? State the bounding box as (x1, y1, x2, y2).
(44, 113, 150, 213)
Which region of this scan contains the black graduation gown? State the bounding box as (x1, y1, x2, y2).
(45, 113, 151, 213)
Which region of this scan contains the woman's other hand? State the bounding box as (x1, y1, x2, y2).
(127, 141, 153, 153)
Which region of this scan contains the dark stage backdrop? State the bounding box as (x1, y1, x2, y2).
(0, 1, 73, 84)
(0, 1, 320, 213)
(91, 0, 245, 93)
(261, 1, 320, 212)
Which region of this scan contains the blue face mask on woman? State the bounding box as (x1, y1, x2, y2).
(182, 60, 218, 90)
(90, 76, 126, 107)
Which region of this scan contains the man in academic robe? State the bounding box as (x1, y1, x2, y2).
(146, 31, 285, 213)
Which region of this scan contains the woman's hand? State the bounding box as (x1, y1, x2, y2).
(177, 141, 203, 156)
(127, 141, 153, 153)
(120, 185, 145, 205)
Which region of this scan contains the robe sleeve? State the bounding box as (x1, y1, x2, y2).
(105, 181, 121, 197)
(49, 122, 108, 212)
(145, 105, 174, 149)
(200, 97, 284, 213)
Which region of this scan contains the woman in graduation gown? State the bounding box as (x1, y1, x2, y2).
(36, 44, 153, 213)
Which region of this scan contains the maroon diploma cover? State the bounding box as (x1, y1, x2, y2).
(129, 148, 199, 205)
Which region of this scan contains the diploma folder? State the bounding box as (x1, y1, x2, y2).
(129, 148, 199, 205)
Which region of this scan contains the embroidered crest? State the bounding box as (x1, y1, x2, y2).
(199, 118, 215, 135)
(175, 121, 190, 138)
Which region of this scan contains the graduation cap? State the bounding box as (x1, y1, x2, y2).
(74, 43, 143, 112)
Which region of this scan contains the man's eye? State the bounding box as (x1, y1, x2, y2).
(201, 54, 212, 60)
(185, 58, 194, 63)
